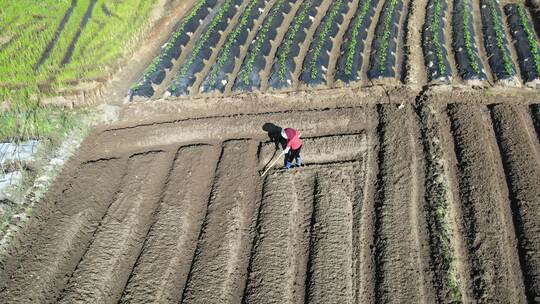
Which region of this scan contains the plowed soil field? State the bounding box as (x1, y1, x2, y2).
(1, 92, 539, 303)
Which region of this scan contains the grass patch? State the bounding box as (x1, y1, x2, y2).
(0, 88, 88, 142)
(0, 0, 157, 141)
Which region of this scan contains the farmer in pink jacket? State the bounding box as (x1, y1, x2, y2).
(281, 127, 302, 169)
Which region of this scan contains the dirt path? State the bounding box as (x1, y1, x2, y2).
(471, 0, 493, 84)
(402, 0, 428, 85)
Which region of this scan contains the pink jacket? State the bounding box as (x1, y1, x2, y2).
(284, 128, 302, 150)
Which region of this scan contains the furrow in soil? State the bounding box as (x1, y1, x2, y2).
(242, 170, 313, 304)
(490, 104, 540, 303)
(417, 103, 471, 303)
(373, 104, 432, 303)
(444, 0, 458, 81)
(119, 145, 220, 304)
(305, 167, 356, 304)
(355, 105, 379, 303)
(446, 103, 527, 303)
(57, 152, 175, 304)
(0, 159, 127, 303)
(180, 140, 259, 304)
(471, 0, 493, 83)
(90, 107, 370, 160)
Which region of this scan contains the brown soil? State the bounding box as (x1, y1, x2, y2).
(373, 104, 436, 303)
(1, 94, 540, 303)
(446, 104, 527, 303)
(3, 0, 540, 302)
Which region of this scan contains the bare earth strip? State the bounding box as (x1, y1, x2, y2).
(490, 104, 540, 303)
(242, 170, 308, 304)
(373, 104, 433, 303)
(447, 104, 527, 303)
(418, 103, 475, 303)
(0, 159, 126, 303)
(57, 152, 175, 304)
(355, 105, 379, 303)
(305, 167, 355, 304)
(180, 140, 259, 304)
(119, 145, 220, 304)
(89, 107, 370, 159)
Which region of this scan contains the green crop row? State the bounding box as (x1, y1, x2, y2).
(429, 0, 447, 76)
(344, 0, 373, 76)
(178, 0, 234, 79)
(516, 4, 540, 74)
(308, 0, 343, 80)
(486, 0, 514, 76)
(238, 0, 286, 85)
(277, 1, 312, 81)
(377, 0, 399, 73)
(133, 0, 209, 90)
(461, 0, 481, 74)
(206, 0, 260, 86)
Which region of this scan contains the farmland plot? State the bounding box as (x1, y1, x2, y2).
(129, 0, 540, 98)
(2, 98, 540, 304)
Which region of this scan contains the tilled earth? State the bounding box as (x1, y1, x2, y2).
(0, 94, 539, 304)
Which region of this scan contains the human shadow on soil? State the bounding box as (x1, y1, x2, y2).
(262, 123, 287, 168)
